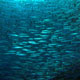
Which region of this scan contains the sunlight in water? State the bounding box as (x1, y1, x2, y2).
(14, 0, 28, 1)
(14, 0, 44, 2)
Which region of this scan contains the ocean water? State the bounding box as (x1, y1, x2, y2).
(0, 0, 80, 80)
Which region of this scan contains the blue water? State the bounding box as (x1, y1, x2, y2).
(0, 0, 80, 80)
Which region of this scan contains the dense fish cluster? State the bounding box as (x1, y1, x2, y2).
(0, 0, 80, 80)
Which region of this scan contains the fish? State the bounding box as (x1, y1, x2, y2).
(0, 0, 80, 80)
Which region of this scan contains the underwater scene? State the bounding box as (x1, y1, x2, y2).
(0, 0, 80, 80)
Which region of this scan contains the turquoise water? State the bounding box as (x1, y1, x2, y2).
(0, 0, 80, 80)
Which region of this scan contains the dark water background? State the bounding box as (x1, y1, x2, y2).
(0, 0, 80, 80)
